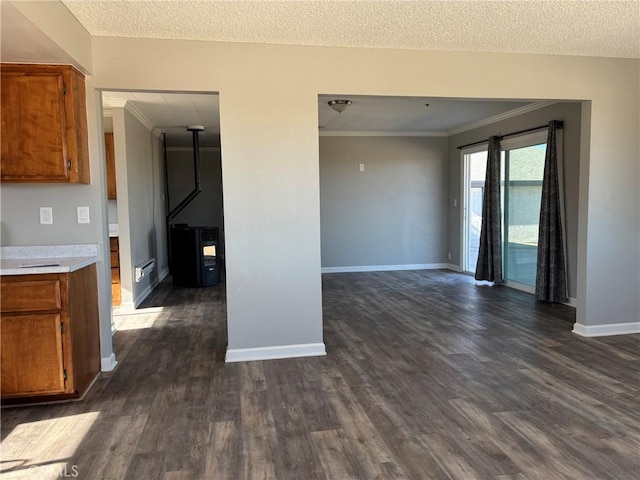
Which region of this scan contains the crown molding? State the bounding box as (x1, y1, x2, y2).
(319, 131, 447, 137)
(103, 98, 128, 108)
(124, 102, 156, 133)
(447, 101, 557, 136)
(102, 98, 158, 134)
(151, 127, 163, 139)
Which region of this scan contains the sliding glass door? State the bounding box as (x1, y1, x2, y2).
(503, 142, 546, 287)
(462, 148, 488, 274)
(462, 131, 547, 289)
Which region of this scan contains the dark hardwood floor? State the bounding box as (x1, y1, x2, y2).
(2, 270, 639, 479)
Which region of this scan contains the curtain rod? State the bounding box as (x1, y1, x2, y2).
(457, 121, 564, 150)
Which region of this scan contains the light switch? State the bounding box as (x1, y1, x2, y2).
(359, 163, 365, 172)
(77, 206, 90, 224)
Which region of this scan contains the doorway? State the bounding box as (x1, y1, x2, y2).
(100, 90, 224, 318)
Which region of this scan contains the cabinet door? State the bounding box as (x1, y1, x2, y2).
(105, 133, 117, 199)
(1, 70, 70, 182)
(1, 313, 66, 397)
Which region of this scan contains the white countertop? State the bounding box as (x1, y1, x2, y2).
(0, 257, 98, 275)
(0, 244, 99, 276)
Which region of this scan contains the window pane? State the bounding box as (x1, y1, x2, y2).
(505, 143, 546, 286)
(466, 151, 487, 273)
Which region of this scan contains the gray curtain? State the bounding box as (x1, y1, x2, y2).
(535, 120, 568, 302)
(475, 136, 503, 284)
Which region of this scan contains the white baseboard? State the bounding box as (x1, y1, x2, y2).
(132, 268, 169, 309)
(101, 353, 118, 372)
(225, 342, 326, 363)
(321, 263, 448, 274)
(116, 301, 135, 312)
(158, 267, 169, 282)
(572, 322, 640, 337)
(446, 264, 462, 272)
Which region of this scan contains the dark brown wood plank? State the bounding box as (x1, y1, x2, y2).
(1, 270, 638, 479)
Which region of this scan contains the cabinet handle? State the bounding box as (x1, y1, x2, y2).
(68, 159, 72, 171)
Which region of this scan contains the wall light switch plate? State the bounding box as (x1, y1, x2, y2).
(77, 206, 90, 224)
(39, 207, 53, 225)
(359, 163, 365, 172)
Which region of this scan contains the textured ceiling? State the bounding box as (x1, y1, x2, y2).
(62, 0, 639, 58)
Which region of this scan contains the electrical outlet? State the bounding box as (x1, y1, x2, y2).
(39, 207, 53, 225)
(447, 252, 452, 261)
(77, 206, 90, 224)
(359, 163, 365, 172)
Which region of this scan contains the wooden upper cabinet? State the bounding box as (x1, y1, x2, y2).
(1, 63, 90, 184)
(104, 132, 117, 199)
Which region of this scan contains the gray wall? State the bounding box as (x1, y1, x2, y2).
(447, 102, 582, 298)
(320, 136, 448, 268)
(107, 200, 118, 223)
(113, 107, 167, 308)
(167, 148, 225, 255)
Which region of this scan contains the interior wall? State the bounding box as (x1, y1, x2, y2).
(0, 182, 103, 246)
(167, 148, 225, 256)
(319, 135, 448, 269)
(91, 38, 639, 338)
(447, 101, 582, 299)
(107, 201, 118, 223)
(152, 134, 168, 282)
(113, 107, 167, 308)
(10, 0, 93, 73)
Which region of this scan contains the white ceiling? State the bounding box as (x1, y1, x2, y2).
(102, 92, 220, 147)
(318, 96, 533, 133)
(62, 0, 640, 59)
(101, 90, 542, 145)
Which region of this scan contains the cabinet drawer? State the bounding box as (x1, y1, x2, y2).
(110, 251, 119, 267)
(1, 279, 62, 313)
(109, 237, 119, 252)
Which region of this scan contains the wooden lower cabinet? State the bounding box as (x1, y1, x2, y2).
(1, 313, 66, 396)
(0, 264, 101, 405)
(110, 237, 121, 306)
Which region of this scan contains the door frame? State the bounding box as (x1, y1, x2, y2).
(460, 143, 488, 274)
(460, 130, 549, 284)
